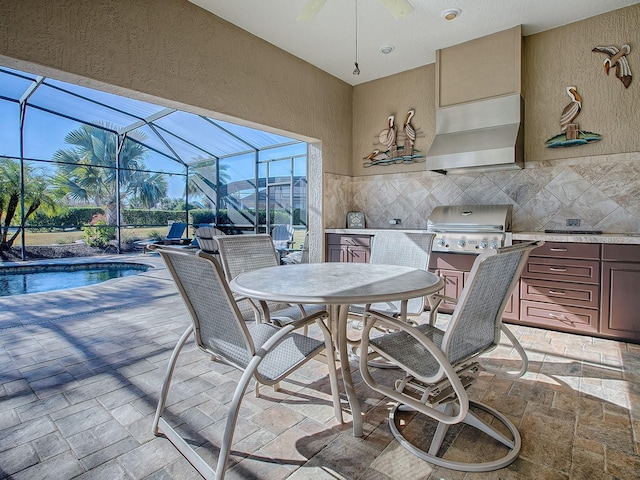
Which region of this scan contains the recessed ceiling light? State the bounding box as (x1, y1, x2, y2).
(441, 8, 461, 21)
(379, 45, 395, 54)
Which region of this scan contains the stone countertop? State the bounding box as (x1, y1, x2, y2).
(325, 229, 640, 245)
(512, 232, 640, 244)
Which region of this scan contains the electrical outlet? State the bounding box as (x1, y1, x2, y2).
(566, 218, 581, 227)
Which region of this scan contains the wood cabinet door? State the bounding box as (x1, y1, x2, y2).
(502, 287, 520, 321)
(348, 245, 370, 263)
(326, 244, 344, 263)
(601, 261, 640, 342)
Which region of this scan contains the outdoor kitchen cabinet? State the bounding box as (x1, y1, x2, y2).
(325, 233, 371, 263)
(428, 252, 519, 320)
(600, 244, 640, 342)
(519, 242, 600, 336)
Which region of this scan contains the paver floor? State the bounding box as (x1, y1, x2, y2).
(1, 254, 639, 479)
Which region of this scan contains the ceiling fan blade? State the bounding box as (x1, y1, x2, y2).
(380, 0, 414, 19)
(296, 0, 328, 22)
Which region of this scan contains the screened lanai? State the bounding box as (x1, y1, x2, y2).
(0, 66, 310, 259)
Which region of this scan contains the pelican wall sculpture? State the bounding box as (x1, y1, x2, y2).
(545, 86, 601, 148)
(592, 44, 632, 88)
(364, 110, 424, 167)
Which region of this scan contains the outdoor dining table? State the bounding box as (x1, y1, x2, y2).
(229, 262, 445, 437)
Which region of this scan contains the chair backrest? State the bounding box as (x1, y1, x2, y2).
(271, 224, 294, 248)
(215, 234, 280, 281)
(369, 231, 435, 315)
(156, 247, 256, 368)
(195, 226, 225, 253)
(166, 222, 187, 240)
(442, 241, 542, 366)
(300, 231, 310, 263)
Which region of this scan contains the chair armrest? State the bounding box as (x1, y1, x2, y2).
(426, 293, 457, 326)
(479, 324, 529, 379)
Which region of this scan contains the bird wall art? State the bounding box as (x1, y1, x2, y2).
(592, 44, 632, 88)
(545, 86, 601, 148)
(364, 110, 424, 167)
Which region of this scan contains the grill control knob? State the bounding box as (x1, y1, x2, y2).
(457, 240, 466, 248)
(478, 241, 488, 249)
(436, 239, 446, 248)
(490, 241, 499, 249)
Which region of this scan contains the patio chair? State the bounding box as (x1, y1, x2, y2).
(195, 226, 226, 253)
(152, 247, 340, 480)
(282, 230, 310, 264)
(349, 231, 436, 367)
(215, 234, 326, 328)
(143, 222, 188, 252)
(271, 224, 294, 250)
(164, 222, 187, 243)
(358, 241, 542, 472)
(350, 231, 435, 321)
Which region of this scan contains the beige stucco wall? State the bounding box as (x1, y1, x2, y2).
(352, 64, 435, 177)
(345, 4, 640, 234)
(523, 3, 640, 162)
(352, 4, 640, 175)
(0, 0, 352, 176)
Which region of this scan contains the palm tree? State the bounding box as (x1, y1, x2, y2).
(53, 124, 167, 225)
(0, 158, 58, 251)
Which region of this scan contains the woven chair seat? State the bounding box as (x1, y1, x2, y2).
(359, 241, 544, 472)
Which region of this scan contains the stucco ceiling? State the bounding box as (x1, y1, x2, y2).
(188, 0, 639, 85)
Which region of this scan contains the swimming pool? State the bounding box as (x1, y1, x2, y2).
(0, 262, 151, 296)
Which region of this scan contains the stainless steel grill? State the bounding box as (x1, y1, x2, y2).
(427, 205, 513, 254)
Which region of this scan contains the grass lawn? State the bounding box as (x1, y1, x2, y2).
(19, 227, 164, 246)
(19, 227, 308, 247)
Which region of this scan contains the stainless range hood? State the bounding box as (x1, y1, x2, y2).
(426, 94, 524, 173)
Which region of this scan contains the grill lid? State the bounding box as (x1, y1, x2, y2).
(427, 205, 512, 233)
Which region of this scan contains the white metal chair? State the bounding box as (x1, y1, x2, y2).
(194, 225, 226, 253)
(359, 241, 543, 472)
(282, 230, 310, 264)
(348, 231, 436, 367)
(351, 231, 435, 320)
(215, 234, 326, 327)
(271, 224, 294, 250)
(152, 246, 340, 480)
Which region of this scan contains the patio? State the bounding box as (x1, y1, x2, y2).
(1, 255, 639, 479)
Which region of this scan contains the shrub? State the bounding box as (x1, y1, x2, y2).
(190, 209, 216, 226)
(83, 214, 115, 248)
(149, 229, 163, 241)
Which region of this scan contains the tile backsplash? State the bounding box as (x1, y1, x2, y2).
(325, 152, 640, 233)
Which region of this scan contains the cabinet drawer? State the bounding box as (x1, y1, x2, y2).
(602, 244, 640, 262)
(521, 279, 599, 309)
(326, 234, 371, 247)
(429, 252, 476, 272)
(520, 300, 598, 334)
(531, 242, 600, 260)
(523, 257, 599, 284)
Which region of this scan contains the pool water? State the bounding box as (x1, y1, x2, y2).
(0, 263, 150, 296)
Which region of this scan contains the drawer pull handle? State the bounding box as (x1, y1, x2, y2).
(548, 313, 565, 319)
(548, 290, 566, 295)
(549, 267, 567, 272)
(549, 248, 568, 252)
